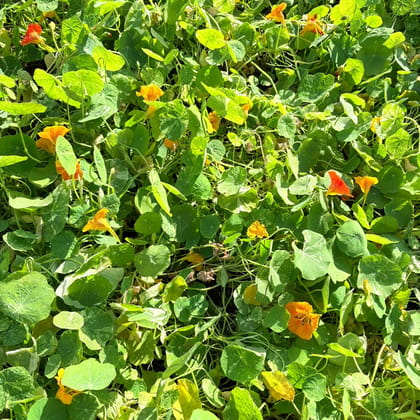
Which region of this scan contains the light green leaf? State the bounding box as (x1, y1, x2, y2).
(357, 255, 402, 298)
(53, 311, 84, 330)
(149, 169, 171, 216)
(62, 358, 116, 391)
(134, 245, 171, 277)
(222, 388, 263, 420)
(293, 230, 332, 280)
(56, 136, 77, 176)
(196, 28, 226, 50)
(336, 220, 368, 258)
(92, 46, 125, 71)
(330, 0, 358, 24)
(302, 374, 327, 401)
(0, 101, 46, 115)
(0, 155, 27, 168)
(62, 70, 104, 97)
(93, 146, 107, 183)
(33, 69, 81, 108)
(0, 272, 55, 325)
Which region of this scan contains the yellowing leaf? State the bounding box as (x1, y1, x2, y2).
(172, 379, 202, 420)
(243, 284, 261, 306)
(261, 371, 295, 402)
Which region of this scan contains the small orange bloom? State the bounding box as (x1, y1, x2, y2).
(56, 160, 83, 181)
(241, 102, 252, 115)
(55, 368, 81, 405)
(247, 221, 269, 239)
(82, 208, 120, 242)
(20, 23, 44, 46)
(285, 301, 320, 340)
(326, 170, 353, 197)
(208, 111, 221, 132)
(164, 139, 178, 151)
(370, 116, 381, 134)
(300, 15, 325, 36)
(136, 84, 164, 101)
(36, 126, 71, 154)
(355, 176, 378, 195)
(184, 252, 204, 271)
(266, 3, 287, 24)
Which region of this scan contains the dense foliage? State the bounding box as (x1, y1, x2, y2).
(0, 0, 419, 418)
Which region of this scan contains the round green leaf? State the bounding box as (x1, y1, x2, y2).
(357, 255, 402, 298)
(28, 398, 68, 420)
(134, 212, 162, 235)
(134, 245, 171, 277)
(200, 215, 220, 239)
(336, 220, 368, 258)
(53, 311, 84, 330)
(222, 387, 263, 420)
(302, 374, 327, 401)
(0, 156, 27, 168)
(79, 307, 114, 350)
(217, 167, 247, 195)
(0, 272, 55, 325)
(3, 230, 38, 251)
(220, 345, 265, 383)
(293, 230, 332, 280)
(92, 46, 125, 71)
(62, 70, 104, 97)
(174, 294, 208, 322)
(196, 29, 226, 50)
(62, 358, 116, 391)
(191, 409, 219, 420)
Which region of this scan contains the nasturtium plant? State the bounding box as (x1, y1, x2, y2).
(0, 0, 417, 418)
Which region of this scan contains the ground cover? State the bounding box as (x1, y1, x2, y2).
(0, 0, 419, 418)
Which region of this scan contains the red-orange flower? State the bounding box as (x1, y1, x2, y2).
(208, 111, 221, 132)
(326, 170, 353, 197)
(20, 23, 44, 46)
(300, 15, 325, 36)
(164, 139, 178, 151)
(82, 208, 120, 242)
(55, 368, 81, 405)
(354, 176, 378, 195)
(285, 301, 320, 340)
(266, 3, 287, 24)
(36, 126, 71, 154)
(56, 160, 83, 181)
(136, 84, 164, 101)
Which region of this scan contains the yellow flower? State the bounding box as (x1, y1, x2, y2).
(354, 176, 378, 195)
(36, 126, 70, 154)
(262, 371, 295, 402)
(136, 84, 164, 101)
(208, 111, 221, 132)
(82, 208, 120, 242)
(55, 368, 81, 405)
(247, 221, 268, 239)
(370, 116, 381, 134)
(266, 3, 287, 24)
(184, 252, 204, 271)
(300, 15, 325, 36)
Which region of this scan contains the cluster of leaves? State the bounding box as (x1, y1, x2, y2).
(0, 0, 419, 419)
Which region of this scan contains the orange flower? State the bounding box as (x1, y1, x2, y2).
(55, 368, 81, 405)
(208, 111, 221, 132)
(82, 208, 120, 242)
(241, 102, 252, 116)
(36, 126, 71, 154)
(370, 116, 381, 134)
(355, 176, 378, 195)
(184, 252, 204, 271)
(164, 138, 178, 151)
(326, 170, 353, 197)
(56, 160, 83, 181)
(266, 3, 287, 24)
(247, 221, 269, 239)
(285, 301, 320, 340)
(136, 84, 164, 101)
(300, 15, 325, 36)
(20, 23, 44, 46)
